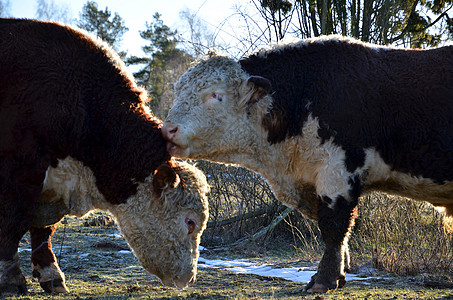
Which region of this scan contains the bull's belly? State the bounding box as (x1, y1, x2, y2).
(365, 176, 453, 206)
(362, 148, 453, 206)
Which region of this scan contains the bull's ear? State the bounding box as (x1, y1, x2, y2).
(152, 164, 180, 196)
(247, 75, 272, 103)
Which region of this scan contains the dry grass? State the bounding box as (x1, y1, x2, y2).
(2, 205, 451, 299)
(351, 193, 453, 276)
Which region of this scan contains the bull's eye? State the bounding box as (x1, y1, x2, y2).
(185, 218, 196, 234)
(212, 92, 223, 101)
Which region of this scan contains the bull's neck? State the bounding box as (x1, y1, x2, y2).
(72, 107, 170, 205)
(208, 123, 294, 192)
(240, 139, 293, 187)
(204, 115, 321, 208)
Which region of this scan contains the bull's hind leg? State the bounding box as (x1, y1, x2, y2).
(305, 195, 358, 293)
(30, 225, 69, 293)
(0, 185, 37, 295)
(0, 154, 50, 295)
(0, 254, 27, 296)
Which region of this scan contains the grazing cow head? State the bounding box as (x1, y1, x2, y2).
(107, 160, 210, 288)
(162, 55, 272, 160)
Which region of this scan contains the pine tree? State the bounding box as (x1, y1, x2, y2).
(77, 1, 128, 53)
(127, 13, 192, 118)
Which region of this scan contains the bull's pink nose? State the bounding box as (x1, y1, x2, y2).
(162, 123, 179, 140)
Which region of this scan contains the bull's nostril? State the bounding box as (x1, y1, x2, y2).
(170, 126, 179, 135)
(162, 123, 179, 140)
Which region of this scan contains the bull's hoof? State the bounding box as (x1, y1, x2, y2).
(40, 279, 69, 293)
(305, 281, 330, 293)
(305, 273, 344, 293)
(0, 258, 28, 296)
(337, 274, 346, 288)
(32, 262, 69, 293)
(0, 281, 28, 296)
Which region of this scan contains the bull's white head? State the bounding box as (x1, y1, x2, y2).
(39, 158, 209, 289)
(162, 55, 272, 162)
(107, 160, 210, 288)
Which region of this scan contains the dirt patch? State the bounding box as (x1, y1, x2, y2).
(9, 212, 453, 300)
(91, 240, 130, 251)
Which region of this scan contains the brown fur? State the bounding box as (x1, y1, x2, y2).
(0, 19, 209, 295)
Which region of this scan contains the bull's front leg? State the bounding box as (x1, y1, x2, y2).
(30, 225, 69, 293)
(305, 193, 358, 293)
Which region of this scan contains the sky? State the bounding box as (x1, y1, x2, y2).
(9, 0, 250, 57)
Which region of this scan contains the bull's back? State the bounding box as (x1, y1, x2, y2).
(0, 19, 97, 154)
(322, 45, 453, 183)
(348, 46, 453, 183)
(243, 39, 453, 183)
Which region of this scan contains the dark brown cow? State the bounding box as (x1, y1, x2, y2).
(0, 19, 209, 295)
(162, 35, 453, 293)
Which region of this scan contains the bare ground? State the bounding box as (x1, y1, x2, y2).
(6, 212, 453, 300)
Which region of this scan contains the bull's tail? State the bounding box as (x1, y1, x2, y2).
(434, 204, 453, 233)
(444, 216, 453, 233)
(443, 204, 453, 233)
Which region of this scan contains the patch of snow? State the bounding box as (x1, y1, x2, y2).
(106, 232, 123, 239)
(125, 265, 143, 270)
(198, 256, 384, 284)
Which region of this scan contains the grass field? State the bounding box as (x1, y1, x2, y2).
(6, 211, 453, 300)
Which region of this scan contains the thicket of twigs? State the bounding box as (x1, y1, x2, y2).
(194, 160, 453, 276)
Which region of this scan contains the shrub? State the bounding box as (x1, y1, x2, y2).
(195, 160, 453, 276)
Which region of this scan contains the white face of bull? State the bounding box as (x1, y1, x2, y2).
(162, 56, 272, 161)
(109, 161, 209, 288)
(40, 158, 209, 289)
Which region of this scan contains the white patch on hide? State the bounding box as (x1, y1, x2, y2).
(362, 148, 453, 206)
(31, 261, 65, 283)
(234, 114, 353, 211)
(41, 157, 105, 217)
(276, 115, 351, 208)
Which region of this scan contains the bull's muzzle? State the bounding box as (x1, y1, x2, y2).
(162, 122, 179, 142)
(161, 271, 196, 289)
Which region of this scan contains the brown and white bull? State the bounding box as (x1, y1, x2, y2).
(162, 35, 453, 293)
(0, 19, 209, 295)
(32, 158, 208, 293)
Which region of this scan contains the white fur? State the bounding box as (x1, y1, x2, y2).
(40, 157, 209, 288)
(31, 262, 65, 283)
(362, 148, 453, 205)
(41, 157, 104, 216)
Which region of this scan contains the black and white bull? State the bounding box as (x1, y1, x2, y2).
(162, 35, 453, 293)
